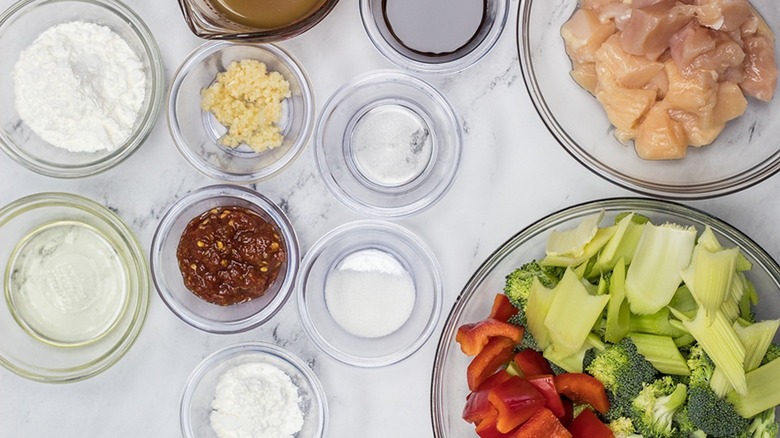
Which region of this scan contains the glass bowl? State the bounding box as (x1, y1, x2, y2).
(181, 342, 327, 438)
(297, 220, 443, 367)
(430, 198, 780, 436)
(150, 185, 299, 334)
(314, 70, 462, 218)
(360, 0, 509, 74)
(168, 41, 315, 183)
(0, 193, 149, 383)
(517, 0, 780, 198)
(178, 0, 339, 42)
(0, 0, 164, 178)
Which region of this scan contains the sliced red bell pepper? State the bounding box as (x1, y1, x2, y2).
(456, 318, 524, 356)
(475, 412, 517, 438)
(513, 348, 554, 377)
(467, 337, 517, 391)
(488, 376, 546, 433)
(567, 408, 614, 438)
(526, 374, 566, 418)
(463, 370, 513, 424)
(553, 373, 610, 415)
(512, 407, 572, 438)
(489, 294, 517, 322)
(559, 397, 574, 427)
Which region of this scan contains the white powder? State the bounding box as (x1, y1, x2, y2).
(324, 249, 416, 338)
(13, 21, 146, 153)
(210, 362, 304, 438)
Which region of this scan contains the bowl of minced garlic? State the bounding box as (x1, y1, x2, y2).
(167, 41, 315, 183)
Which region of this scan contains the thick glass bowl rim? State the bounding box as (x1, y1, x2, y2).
(0, 191, 150, 383)
(0, 0, 165, 179)
(150, 184, 300, 334)
(516, 0, 780, 199)
(166, 40, 315, 184)
(359, 0, 510, 74)
(313, 69, 462, 218)
(179, 341, 328, 438)
(429, 196, 780, 435)
(296, 219, 444, 367)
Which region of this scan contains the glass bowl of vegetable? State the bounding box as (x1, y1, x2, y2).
(518, 0, 780, 199)
(431, 198, 780, 437)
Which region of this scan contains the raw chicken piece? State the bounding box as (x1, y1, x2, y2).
(621, 1, 692, 57)
(643, 69, 670, 98)
(580, 0, 624, 13)
(663, 60, 718, 114)
(676, 0, 751, 31)
(596, 64, 657, 134)
(713, 81, 748, 124)
(571, 61, 599, 94)
(599, 2, 633, 31)
(596, 34, 665, 88)
(671, 25, 745, 74)
(740, 32, 778, 101)
(562, 9, 617, 63)
(635, 105, 689, 159)
(669, 108, 725, 146)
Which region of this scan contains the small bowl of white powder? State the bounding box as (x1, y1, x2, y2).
(0, 0, 164, 178)
(181, 342, 327, 438)
(297, 220, 444, 367)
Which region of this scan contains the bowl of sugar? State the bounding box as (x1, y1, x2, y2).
(296, 220, 443, 367)
(0, 0, 164, 178)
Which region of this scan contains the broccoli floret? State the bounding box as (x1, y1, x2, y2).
(507, 312, 540, 352)
(760, 343, 780, 366)
(675, 405, 706, 437)
(686, 344, 751, 437)
(585, 337, 658, 420)
(609, 416, 642, 438)
(630, 376, 687, 438)
(503, 261, 564, 310)
(738, 408, 779, 438)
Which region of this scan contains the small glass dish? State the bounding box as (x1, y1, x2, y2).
(0, 192, 149, 382)
(168, 41, 315, 183)
(181, 342, 327, 438)
(297, 220, 443, 367)
(359, 0, 509, 74)
(314, 70, 461, 218)
(150, 185, 299, 334)
(177, 0, 339, 42)
(518, 0, 780, 198)
(0, 0, 164, 178)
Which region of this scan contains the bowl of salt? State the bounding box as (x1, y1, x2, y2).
(296, 220, 443, 367)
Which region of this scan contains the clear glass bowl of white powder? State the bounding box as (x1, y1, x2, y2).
(297, 220, 443, 367)
(181, 342, 327, 438)
(0, 0, 164, 178)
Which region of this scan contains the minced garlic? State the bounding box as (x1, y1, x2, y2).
(201, 59, 291, 153)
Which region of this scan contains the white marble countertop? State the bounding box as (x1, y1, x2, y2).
(2, 0, 779, 437)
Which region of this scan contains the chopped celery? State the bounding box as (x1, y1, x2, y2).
(545, 210, 604, 258)
(544, 268, 610, 358)
(592, 213, 646, 274)
(728, 358, 780, 418)
(696, 225, 722, 252)
(625, 222, 697, 315)
(681, 245, 739, 319)
(683, 309, 747, 395)
(543, 225, 616, 268)
(526, 277, 557, 350)
(629, 308, 686, 338)
(630, 332, 690, 376)
(605, 258, 630, 343)
(672, 333, 695, 348)
(667, 286, 698, 320)
(735, 319, 780, 372)
(544, 344, 588, 374)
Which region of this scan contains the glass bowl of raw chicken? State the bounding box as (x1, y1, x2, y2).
(518, 0, 780, 198)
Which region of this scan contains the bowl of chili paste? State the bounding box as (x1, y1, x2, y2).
(151, 185, 299, 333)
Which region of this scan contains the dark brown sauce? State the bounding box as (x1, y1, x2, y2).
(176, 206, 286, 306)
(209, 0, 326, 29)
(381, 0, 487, 58)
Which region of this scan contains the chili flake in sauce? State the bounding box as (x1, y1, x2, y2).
(176, 206, 286, 306)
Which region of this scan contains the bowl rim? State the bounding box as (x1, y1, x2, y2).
(515, 0, 780, 200)
(0, 191, 149, 383)
(358, 0, 510, 74)
(313, 69, 463, 218)
(429, 196, 780, 436)
(179, 341, 328, 438)
(177, 0, 340, 42)
(0, 0, 165, 179)
(150, 184, 300, 334)
(166, 40, 315, 184)
(296, 219, 444, 367)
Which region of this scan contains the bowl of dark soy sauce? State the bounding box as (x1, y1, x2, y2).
(360, 0, 509, 74)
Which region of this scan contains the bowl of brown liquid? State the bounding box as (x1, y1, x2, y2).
(178, 0, 340, 41)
